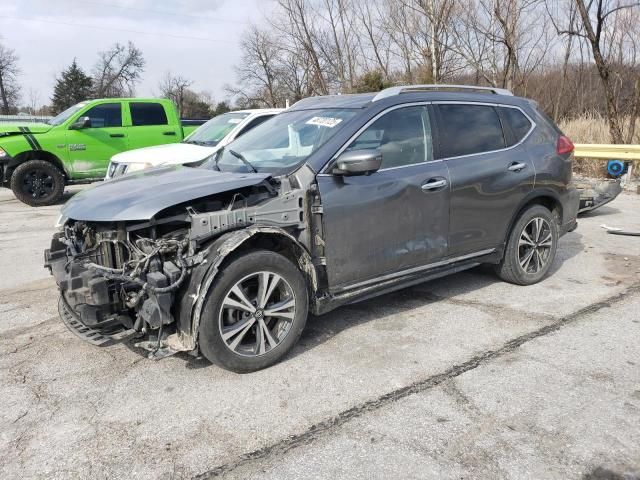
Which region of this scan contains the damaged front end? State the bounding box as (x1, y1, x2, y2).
(44, 175, 311, 359)
(45, 217, 193, 357)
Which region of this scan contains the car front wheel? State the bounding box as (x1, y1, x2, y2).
(10, 160, 65, 206)
(495, 205, 559, 285)
(199, 250, 309, 373)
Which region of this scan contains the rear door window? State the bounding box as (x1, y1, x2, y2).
(130, 102, 168, 126)
(500, 107, 533, 146)
(436, 104, 505, 157)
(83, 103, 122, 128)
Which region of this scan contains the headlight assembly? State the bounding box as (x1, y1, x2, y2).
(124, 162, 155, 173)
(54, 214, 68, 229)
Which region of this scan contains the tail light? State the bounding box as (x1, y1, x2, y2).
(557, 135, 574, 155)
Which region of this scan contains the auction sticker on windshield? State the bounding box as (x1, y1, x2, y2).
(228, 118, 243, 124)
(306, 116, 343, 128)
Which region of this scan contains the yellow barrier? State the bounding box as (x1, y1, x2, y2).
(574, 144, 640, 160)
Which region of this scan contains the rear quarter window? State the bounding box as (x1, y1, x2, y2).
(436, 104, 505, 157)
(500, 107, 533, 146)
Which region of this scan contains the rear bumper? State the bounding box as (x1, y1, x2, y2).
(559, 185, 581, 236)
(576, 178, 622, 214)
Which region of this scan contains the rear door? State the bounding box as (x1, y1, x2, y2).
(66, 102, 127, 178)
(126, 102, 177, 150)
(435, 102, 535, 256)
(317, 104, 450, 289)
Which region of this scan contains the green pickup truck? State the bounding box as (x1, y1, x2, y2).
(0, 98, 206, 206)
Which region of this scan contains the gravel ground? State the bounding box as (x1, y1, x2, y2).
(0, 186, 639, 480)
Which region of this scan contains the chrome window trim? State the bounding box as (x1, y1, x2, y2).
(317, 101, 536, 176)
(433, 101, 537, 161)
(319, 102, 435, 175)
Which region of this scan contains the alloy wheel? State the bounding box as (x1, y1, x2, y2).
(518, 217, 553, 274)
(218, 271, 296, 357)
(22, 169, 54, 199)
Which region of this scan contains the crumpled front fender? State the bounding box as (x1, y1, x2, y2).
(173, 226, 317, 352)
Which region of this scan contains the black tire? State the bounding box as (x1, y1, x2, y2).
(495, 205, 559, 285)
(10, 160, 65, 206)
(199, 250, 309, 373)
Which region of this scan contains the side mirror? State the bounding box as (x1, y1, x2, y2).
(333, 149, 382, 175)
(70, 116, 91, 130)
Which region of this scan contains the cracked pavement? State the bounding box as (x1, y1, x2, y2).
(1, 187, 639, 479)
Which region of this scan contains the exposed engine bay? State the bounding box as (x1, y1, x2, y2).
(45, 180, 312, 359)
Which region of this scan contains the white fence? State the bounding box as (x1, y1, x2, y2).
(0, 115, 52, 124)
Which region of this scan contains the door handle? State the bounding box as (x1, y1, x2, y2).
(508, 162, 527, 172)
(421, 178, 448, 191)
(109, 133, 125, 138)
(163, 131, 177, 136)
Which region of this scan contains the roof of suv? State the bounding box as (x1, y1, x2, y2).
(289, 85, 531, 111)
(233, 108, 284, 115)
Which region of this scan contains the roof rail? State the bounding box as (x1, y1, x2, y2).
(372, 84, 513, 102)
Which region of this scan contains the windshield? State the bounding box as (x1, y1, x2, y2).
(201, 108, 358, 174)
(184, 112, 251, 146)
(48, 102, 88, 126)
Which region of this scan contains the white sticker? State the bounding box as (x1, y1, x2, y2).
(306, 116, 343, 128)
(228, 118, 242, 124)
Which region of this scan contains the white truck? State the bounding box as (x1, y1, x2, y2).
(105, 108, 282, 179)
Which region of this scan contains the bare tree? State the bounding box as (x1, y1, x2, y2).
(158, 72, 193, 116)
(276, 0, 329, 94)
(0, 41, 20, 114)
(229, 0, 640, 134)
(92, 41, 145, 98)
(232, 25, 283, 107)
(395, 0, 460, 83)
(27, 88, 40, 115)
(353, 1, 392, 79)
(451, 0, 551, 93)
(558, 0, 639, 143)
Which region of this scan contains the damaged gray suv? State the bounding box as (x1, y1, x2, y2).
(45, 85, 580, 372)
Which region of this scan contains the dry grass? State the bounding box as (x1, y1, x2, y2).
(559, 113, 639, 178)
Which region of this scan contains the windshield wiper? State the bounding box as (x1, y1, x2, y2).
(229, 149, 258, 173)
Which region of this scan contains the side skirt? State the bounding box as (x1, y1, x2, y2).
(312, 250, 501, 316)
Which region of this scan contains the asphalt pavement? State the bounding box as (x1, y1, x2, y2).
(1, 186, 639, 479)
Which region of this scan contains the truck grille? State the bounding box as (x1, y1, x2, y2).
(96, 241, 129, 269)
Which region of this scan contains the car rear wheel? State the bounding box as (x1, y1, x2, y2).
(199, 250, 308, 373)
(10, 160, 65, 207)
(495, 205, 558, 285)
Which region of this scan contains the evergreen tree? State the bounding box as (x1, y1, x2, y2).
(51, 59, 93, 114)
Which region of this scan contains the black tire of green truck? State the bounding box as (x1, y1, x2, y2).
(10, 160, 65, 207)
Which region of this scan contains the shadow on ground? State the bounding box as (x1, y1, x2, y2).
(583, 466, 640, 480)
(179, 231, 584, 370)
(578, 205, 621, 218)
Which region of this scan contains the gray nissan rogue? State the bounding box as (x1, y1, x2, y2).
(45, 85, 580, 372)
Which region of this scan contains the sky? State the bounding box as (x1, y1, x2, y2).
(0, 0, 276, 108)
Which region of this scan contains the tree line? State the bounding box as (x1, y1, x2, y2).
(229, 0, 640, 144)
(0, 0, 638, 143)
(0, 40, 228, 119)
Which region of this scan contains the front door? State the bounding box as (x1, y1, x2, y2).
(435, 103, 535, 256)
(66, 102, 127, 178)
(317, 104, 450, 289)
